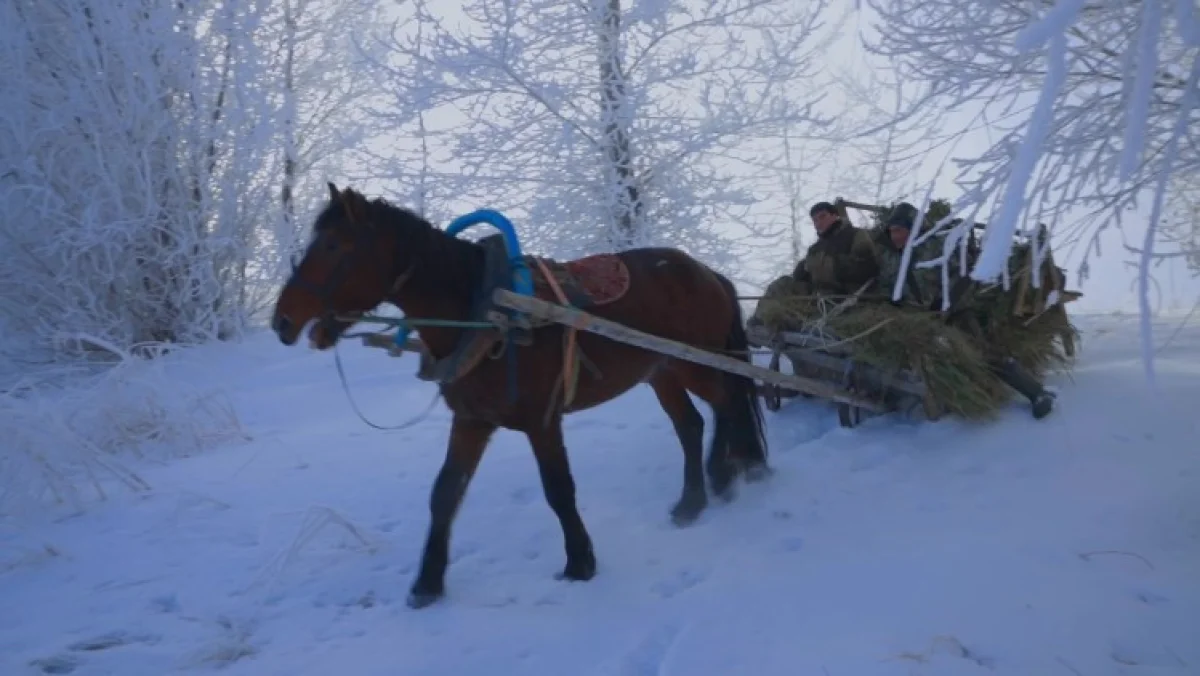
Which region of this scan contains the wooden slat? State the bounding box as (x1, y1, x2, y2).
(747, 325, 926, 398)
(491, 289, 885, 412)
(787, 348, 927, 399)
(748, 325, 853, 357)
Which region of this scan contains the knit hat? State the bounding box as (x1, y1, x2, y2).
(887, 202, 918, 230)
(809, 201, 838, 218)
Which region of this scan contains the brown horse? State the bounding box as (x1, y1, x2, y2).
(272, 183, 769, 609)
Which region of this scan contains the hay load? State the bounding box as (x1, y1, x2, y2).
(754, 295, 1011, 419)
(752, 197, 1082, 421)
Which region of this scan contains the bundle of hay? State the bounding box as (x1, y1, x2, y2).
(754, 291, 1011, 419)
(959, 282, 1079, 379)
(944, 228, 1080, 380)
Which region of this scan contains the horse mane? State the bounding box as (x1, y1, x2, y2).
(313, 192, 485, 299)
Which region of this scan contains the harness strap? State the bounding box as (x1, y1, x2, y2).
(415, 236, 511, 384)
(533, 257, 583, 422)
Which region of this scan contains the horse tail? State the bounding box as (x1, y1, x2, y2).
(713, 272, 769, 469)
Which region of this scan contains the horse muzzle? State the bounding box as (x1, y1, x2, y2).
(272, 313, 301, 346)
(307, 316, 351, 350)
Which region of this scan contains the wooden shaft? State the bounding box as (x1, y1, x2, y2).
(834, 199, 890, 215)
(492, 289, 885, 412)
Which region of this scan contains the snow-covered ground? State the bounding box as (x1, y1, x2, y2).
(2, 313, 1198, 676)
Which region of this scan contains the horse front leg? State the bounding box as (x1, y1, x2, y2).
(408, 415, 496, 609)
(526, 419, 597, 582)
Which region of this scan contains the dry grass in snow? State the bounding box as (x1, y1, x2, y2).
(0, 351, 248, 519)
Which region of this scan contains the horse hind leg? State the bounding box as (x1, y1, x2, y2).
(664, 361, 738, 501)
(719, 364, 771, 484)
(668, 359, 770, 502)
(649, 371, 708, 526)
(712, 274, 770, 482)
(705, 267, 772, 485)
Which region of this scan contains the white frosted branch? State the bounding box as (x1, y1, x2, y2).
(972, 32, 1068, 283)
(1119, 0, 1163, 182)
(1013, 0, 1087, 53)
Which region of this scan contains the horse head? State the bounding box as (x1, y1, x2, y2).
(272, 182, 415, 349)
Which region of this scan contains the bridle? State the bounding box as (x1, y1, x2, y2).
(285, 198, 413, 333)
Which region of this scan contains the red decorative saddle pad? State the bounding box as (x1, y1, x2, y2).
(531, 253, 631, 307)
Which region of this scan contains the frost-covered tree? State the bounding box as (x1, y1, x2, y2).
(861, 0, 1200, 377)
(0, 0, 383, 358)
(863, 0, 1199, 278)
(364, 0, 840, 271)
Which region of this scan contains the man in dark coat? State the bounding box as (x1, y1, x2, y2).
(793, 202, 879, 296)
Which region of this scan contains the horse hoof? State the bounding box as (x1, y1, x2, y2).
(406, 590, 443, 609)
(670, 508, 701, 527)
(744, 464, 773, 483)
(708, 463, 737, 501)
(670, 495, 707, 527)
(555, 556, 597, 582)
(709, 479, 736, 503)
(407, 580, 444, 609)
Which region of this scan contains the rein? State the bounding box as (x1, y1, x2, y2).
(340, 315, 497, 331)
(330, 316, 498, 431)
(332, 341, 443, 431)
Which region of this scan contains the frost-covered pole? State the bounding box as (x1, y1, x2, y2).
(281, 0, 298, 233)
(593, 0, 640, 250)
(411, 1, 433, 216)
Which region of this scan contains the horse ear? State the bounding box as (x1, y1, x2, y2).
(327, 182, 340, 202)
(341, 187, 367, 225)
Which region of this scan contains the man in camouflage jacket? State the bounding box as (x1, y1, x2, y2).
(874, 202, 947, 307)
(793, 202, 879, 296)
